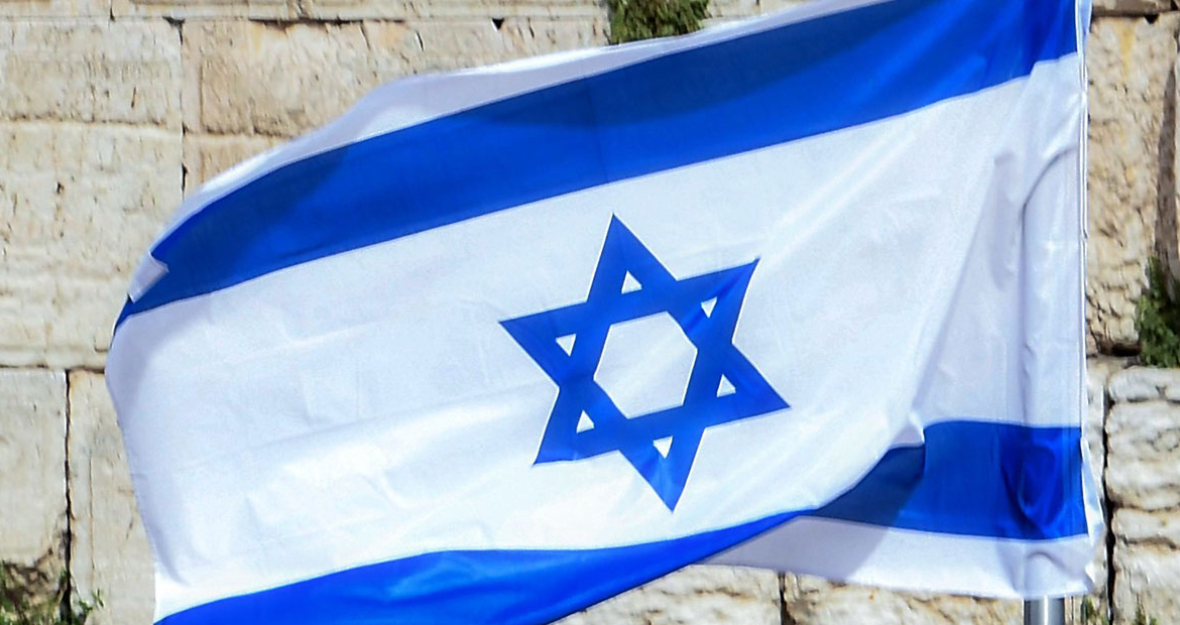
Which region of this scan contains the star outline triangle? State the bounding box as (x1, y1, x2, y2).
(501, 216, 788, 510)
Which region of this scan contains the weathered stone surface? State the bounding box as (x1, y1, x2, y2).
(0, 369, 66, 578)
(1112, 523, 1180, 624)
(0, 123, 182, 367)
(1117, 507, 1180, 547)
(755, 0, 807, 15)
(112, 0, 296, 19)
(183, 134, 281, 193)
(1107, 399, 1180, 510)
(0, 21, 181, 129)
(559, 566, 780, 624)
(479, 17, 607, 62)
(1087, 15, 1180, 351)
(1090, 359, 1128, 472)
(1109, 369, 1180, 624)
(304, 0, 601, 20)
(1078, 358, 1126, 620)
(408, 20, 530, 70)
(1093, 0, 1175, 16)
(182, 19, 606, 138)
(1108, 366, 1180, 403)
(704, 0, 757, 20)
(68, 372, 154, 625)
(0, 19, 182, 367)
(0, 0, 108, 17)
(182, 21, 394, 137)
(781, 575, 1020, 624)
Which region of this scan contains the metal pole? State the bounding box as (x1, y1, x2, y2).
(1023, 598, 1066, 625)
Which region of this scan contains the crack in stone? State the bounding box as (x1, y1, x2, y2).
(779, 573, 797, 625)
(1103, 371, 1120, 623)
(60, 370, 75, 620)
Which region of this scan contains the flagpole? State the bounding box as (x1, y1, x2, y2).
(1023, 598, 1065, 625)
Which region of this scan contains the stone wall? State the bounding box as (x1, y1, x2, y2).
(2, 0, 1179, 622)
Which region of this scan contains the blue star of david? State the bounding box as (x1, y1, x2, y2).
(501, 217, 788, 510)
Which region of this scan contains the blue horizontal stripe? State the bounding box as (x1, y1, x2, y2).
(812, 420, 1086, 539)
(157, 421, 1085, 625)
(159, 513, 802, 625)
(119, 0, 1076, 327)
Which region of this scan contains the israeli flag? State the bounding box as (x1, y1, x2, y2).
(108, 0, 1099, 622)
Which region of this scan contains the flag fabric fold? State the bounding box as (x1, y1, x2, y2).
(107, 0, 1099, 622)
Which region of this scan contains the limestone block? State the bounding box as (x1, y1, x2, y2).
(756, 0, 808, 15)
(304, 0, 601, 21)
(559, 566, 780, 624)
(0, 20, 181, 129)
(1089, 359, 1127, 477)
(182, 21, 401, 137)
(709, 0, 758, 20)
(1108, 366, 1180, 403)
(183, 19, 607, 138)
(1109, 370, 1180, 622)
(1106, 399, 1180, 510)
(68, 372, 154, 625)
(490, 17, 607, 60)
(1086, 15, 1180, 351)
(1117, 507, 1180, 547)
(0, 19, 182, 367)
(409, 18, 607, 71)
(1077, 358, 1126, 618)
(1112, 518, 1180, 624)
(112, 0, 296, 19)
(0, 370, 66, 579)
(781, 575, 1019, 625)
(406, 20, 521, 72)
(183, 134, 281, 194)
(0, 123, 182, 367)
(1093, 0, 1174, 16)
(0, 0, 108, 17)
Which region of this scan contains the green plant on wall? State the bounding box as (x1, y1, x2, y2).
(1133, 606, 1160, 625)
(1135, 258, 1180, 367)
(1081, 597, 1109, 625)
(1079, 597, 1160, 625)
(0, 568, 100, 625)
(608, 0, 710, 43)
